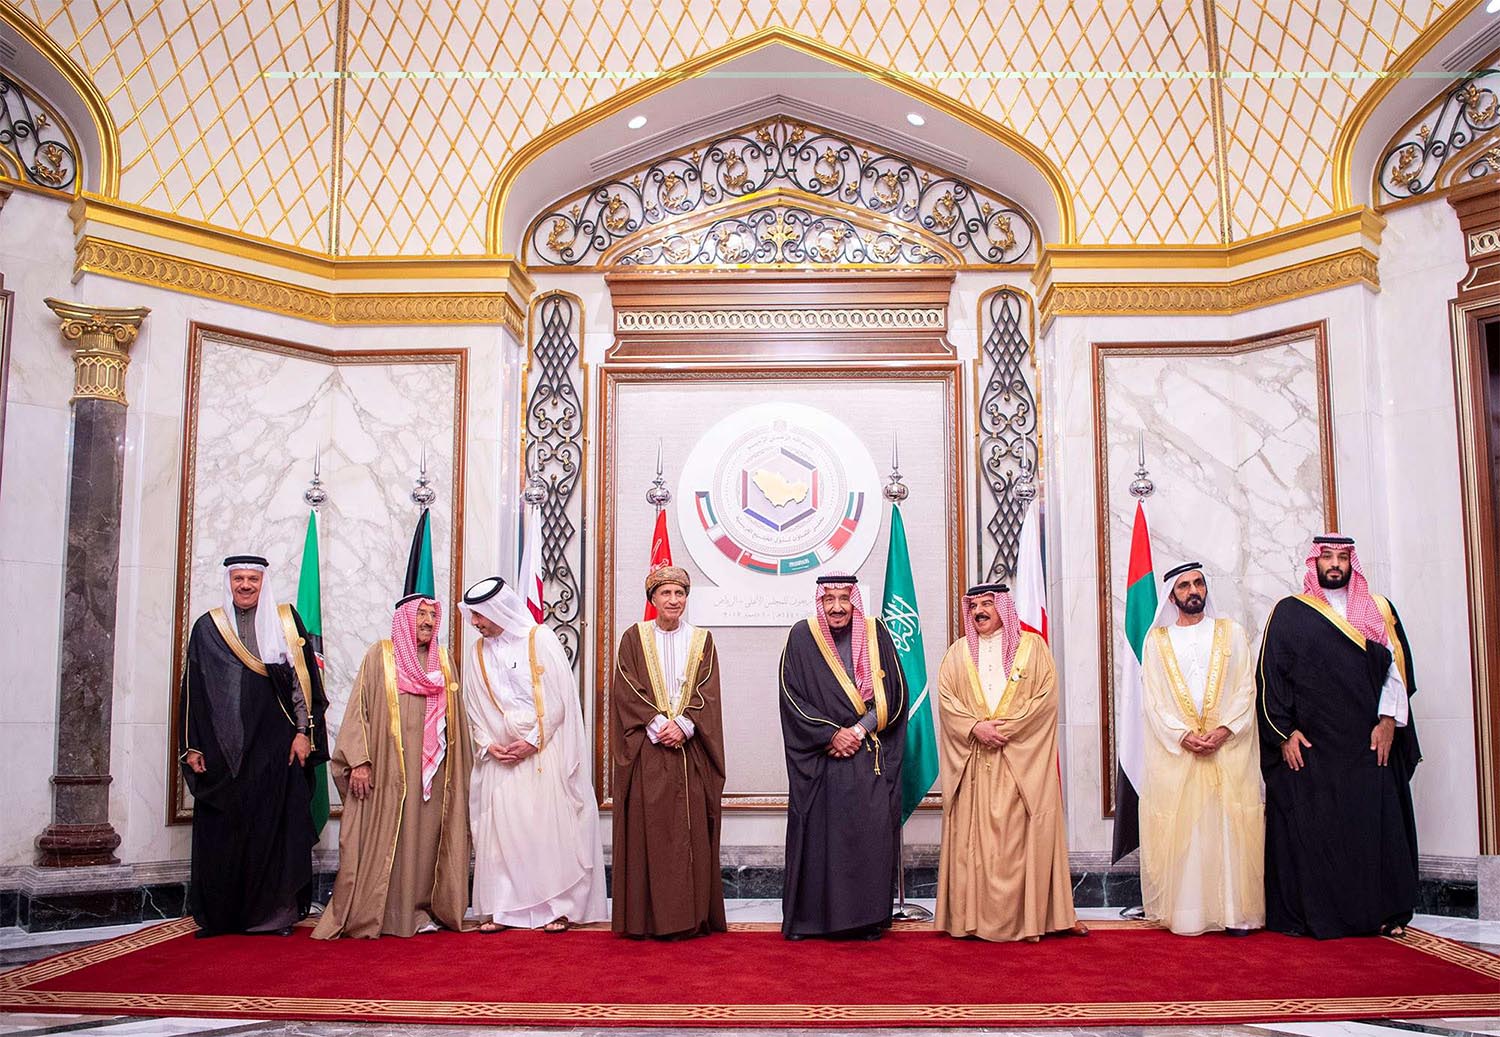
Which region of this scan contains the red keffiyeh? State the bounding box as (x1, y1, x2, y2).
(963, 586, 1022, 674)
(392, 596, 447, 800)
(1302, 535, 1388, 646)
(815, 575, 873, 701)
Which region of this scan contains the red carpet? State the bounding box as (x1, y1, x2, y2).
(1, 919, 1497, 1027)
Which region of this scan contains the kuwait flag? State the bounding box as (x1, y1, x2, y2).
(642, 509, 673, 620)
(1013, 500, 1048, 642)
(296, 509, 331, 836)
(518, 503, 544, 623)
(882, 505, 935, 824)
(403, 508, 436, 598)
(1111, 500, 1156, 863)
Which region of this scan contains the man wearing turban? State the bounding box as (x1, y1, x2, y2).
(934, 583, 1084, 942)
(778, 574, 906, 940)
(1257, 534, 1420, 938)
(313, 593, 473, 939)
(610, 564, 726, 938)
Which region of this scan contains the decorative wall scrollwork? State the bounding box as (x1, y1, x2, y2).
(525, 293, 586, 669)
(976, 287, 1040, 585)
(0, 72, 79, 191)
(1377, 69, 1500, 204)
(527, 116, 1036, 267)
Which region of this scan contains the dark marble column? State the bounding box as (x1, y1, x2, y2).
(34, 299, 149, 867)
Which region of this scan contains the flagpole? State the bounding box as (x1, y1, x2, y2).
(884, 434, 932, 923)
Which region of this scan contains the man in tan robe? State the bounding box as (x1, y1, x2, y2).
(935, 583, 1085, 943)
(313, 594, 473, 939)
(610, 565, 726, 938)
(1139, 563, 1263, 935)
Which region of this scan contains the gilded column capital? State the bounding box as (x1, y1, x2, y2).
(43, 298, 150, 405)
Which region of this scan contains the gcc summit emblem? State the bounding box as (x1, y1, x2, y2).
(677, 402, 882, 583)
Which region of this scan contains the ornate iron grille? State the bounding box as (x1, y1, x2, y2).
(617, 203, 949, 266)
(526, 294, 585, 669)
(976, 288, 1040, 584)
(1379, 70, 1500, 203)
(0, 73, 77, 191)
(528, 117, 1034, 267)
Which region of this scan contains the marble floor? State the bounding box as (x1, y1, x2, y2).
(1, 904, 1498, 1037)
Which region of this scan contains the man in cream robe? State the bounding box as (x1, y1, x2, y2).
(461, 576, 606, 932)
(313, 594, 473, 939)
(1139, 563, 1263, 935)
(935, 583, 1084, 943)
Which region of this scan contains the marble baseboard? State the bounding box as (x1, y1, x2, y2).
(1, 866, 1479, 932)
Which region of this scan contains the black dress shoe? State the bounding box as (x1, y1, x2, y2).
(1224, 928, 1253, 937)
(860, 928, 884, 941)
(785, 933, 807, 942)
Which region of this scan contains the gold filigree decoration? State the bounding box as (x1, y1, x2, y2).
(615, 306, 946, 333)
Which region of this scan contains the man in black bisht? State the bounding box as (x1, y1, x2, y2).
(1257, 534, 1420, 938)
(179, 555, 329, 936)
(778, 574, 906, 940)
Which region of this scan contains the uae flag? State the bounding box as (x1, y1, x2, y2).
(403, 508, 436, 598)
(642, 509, 672, 621)
(518, 503, 544, 623)
(882, 504, 934, 824)
(1111, 500, 1156, 863)
(296, 509, 331, 836)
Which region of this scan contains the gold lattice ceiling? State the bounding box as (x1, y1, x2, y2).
(15, 0, 1461, 256)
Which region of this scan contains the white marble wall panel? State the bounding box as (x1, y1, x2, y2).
(178, 334, 460, 818)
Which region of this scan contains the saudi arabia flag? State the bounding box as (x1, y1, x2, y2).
(1111, 499, 1156, 863)
(296, 509, 331, 836)
(881, 504, 934, 824)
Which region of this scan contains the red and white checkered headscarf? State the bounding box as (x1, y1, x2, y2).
(815, 575, 873, 701)
(1302, 535, 1388, 646)
(392, 595, 447, 800)
(963, 584, 1023, 674)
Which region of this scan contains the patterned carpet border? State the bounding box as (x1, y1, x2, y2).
(2, 919, 1496, 1028)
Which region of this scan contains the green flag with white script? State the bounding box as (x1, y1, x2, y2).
(882, 504, 934, 824)
(296, 509, 331, 836)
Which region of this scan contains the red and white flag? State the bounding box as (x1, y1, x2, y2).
(1013, 501, 1049, 642)
(519, 503, 544, 623)
(643, 510, 672, 620)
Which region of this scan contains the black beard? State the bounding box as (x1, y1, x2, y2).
(1317, 568, 1350, 589)
(1176, 595, 1205, 614)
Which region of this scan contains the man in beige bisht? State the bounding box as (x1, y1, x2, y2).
(461, 576, 607, 933)
(314, 593, 472, 939)
(1139, 562, 1263, 935)
(935, 583, 1085, 943)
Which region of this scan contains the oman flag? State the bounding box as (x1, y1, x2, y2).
(642, 510, 672, 621)
(1111, 500, 1156, 863)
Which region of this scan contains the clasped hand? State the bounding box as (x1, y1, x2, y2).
(657, 721, 687, 748)
(827, 726, 863, 758)
(971, 719, 1008, 750)
(1181, 726, 1230, 756)
(488, 739, 539, 764)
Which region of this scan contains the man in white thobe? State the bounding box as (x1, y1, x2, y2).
(1139, 562, 1263, 935)
(460, 576, 606, 933)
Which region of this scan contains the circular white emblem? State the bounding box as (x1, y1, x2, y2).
(677, 403, 881, 585)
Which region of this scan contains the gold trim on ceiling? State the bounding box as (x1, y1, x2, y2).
(484, 25, 1078, 253)
(1331, 0, 1486, 210)
(0, 3, 119, 197)
(75, 237, 525, 332)
(1038, 248, 1379, 326)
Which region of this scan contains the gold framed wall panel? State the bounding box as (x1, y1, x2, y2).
(1092, 322, 1338, 817)
(167, 323, 468, 824)
(593, 363, 966, 811)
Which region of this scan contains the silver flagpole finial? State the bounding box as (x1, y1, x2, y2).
(522, 457, 547, 507)
(1128, 430, 1155, 499)
(1015, 456, 1037, 504)
(884, 432, 909, 503)
(303, 445, 328, 509)
(646, 438, 672, 508)
(411, 444, 437, 507)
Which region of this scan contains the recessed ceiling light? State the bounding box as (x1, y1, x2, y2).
(627, 114, 648, 129)
(906, 112, 926, 126)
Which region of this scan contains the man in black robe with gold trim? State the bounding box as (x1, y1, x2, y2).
(778, 574, 906, 940)
(1257, 534, 1419, 938)
(179, 554, 329, 936)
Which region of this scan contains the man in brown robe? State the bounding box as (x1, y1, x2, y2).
(312, 594, 473, 939)
(610, 565, 726, 938)
(935, 583, 1085, 943)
